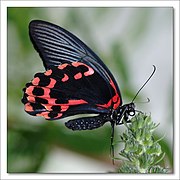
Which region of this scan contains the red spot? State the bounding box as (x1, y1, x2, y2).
(44, 105, 53, 111)
(72, 62, 94, 77)
(62, 74, 69, 82)
(68, 99, 88, 105)
(36, 112, 50, 119)
(36, 112, 63, 119)
(26, 86, 51, 99)
(72, 62, 83, 67)
(61, 105, 69, 112)
(44, 69, 52, 76)
(43, 104, 69, 112)
(27, 96, 35, 102)
(44, 104, 68, 112)
(46, 78, 56, 88)
(113, 95, 118, 103)
(96, 99, 112, 109)
(109, 79, 121, 109)
(43, 99, 87, 106)
(55, 113, 63, 118)
(32, 77, 40, 85)
(113, 97, 120, 109)
(25, 103, 33, 112)
(26, 86, 34, 95)
(74, 72, 82, 80)
(84, 67, 94, 76)
(58, 63, 69, 70)
(46, 98, 56, 105)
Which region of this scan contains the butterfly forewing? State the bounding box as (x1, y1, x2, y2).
(29, 20, 122, 103)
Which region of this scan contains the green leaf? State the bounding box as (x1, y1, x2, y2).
(117, 113, 168, 173)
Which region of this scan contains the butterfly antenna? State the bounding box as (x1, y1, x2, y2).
(132, 65, 156, 103)
(134, 97, 150, 104)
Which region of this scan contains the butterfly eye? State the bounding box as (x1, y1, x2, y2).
(129, 110, 135, 116)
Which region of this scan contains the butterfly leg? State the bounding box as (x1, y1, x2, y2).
(110, 121, 115, 164)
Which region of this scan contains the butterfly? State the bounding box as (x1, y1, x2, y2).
(22, 20, 155, 162)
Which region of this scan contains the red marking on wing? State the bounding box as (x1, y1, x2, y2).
(32, 77, 40, 86)
(110, 79, 121, 109)
(54, 113, 63, 119)
(72, 62, 94, 77)
(43, 98, 56, 105)
(96, 79, 121, 110)
(44, 99, 87, 106)
(44, 105, 53, 111)
(27, 96, 35, 102)
(74, 72, 82, 80)
(24, 103, 33, 112)
(113, 97, 120, 109)
(43, 105, 69, 112)
(61, 105, 69, 112)
(58, 63, 69, 70)
(84, 67, 94, 76)
(26, 86, 34, 95)
(46, 78, 56, 88)
(71, 62, 84, 67)
(37, 112, 63, 119)
(96, 99, 112, 109)
(44, 69, 52, 76)
(67, 99, 88, 105)
(26, 86, 50, 98)
(62, 74, 69, 82)
(36, 112, 50, 119)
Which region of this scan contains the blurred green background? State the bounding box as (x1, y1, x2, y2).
(7, 7, 173, 173)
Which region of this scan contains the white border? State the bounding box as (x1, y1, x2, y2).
(1, 1, 179, 180)
(0, 0, 180, 7)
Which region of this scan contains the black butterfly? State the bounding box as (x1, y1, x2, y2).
(22, 20, 155, 162)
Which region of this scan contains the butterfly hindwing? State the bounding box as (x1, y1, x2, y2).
(22, 62, 116, 120)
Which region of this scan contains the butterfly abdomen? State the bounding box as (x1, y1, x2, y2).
(65, 115, 109, 130)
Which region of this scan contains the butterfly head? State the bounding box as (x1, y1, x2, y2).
(125, 102, 135, 116)
(113, 102, 135, 125)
